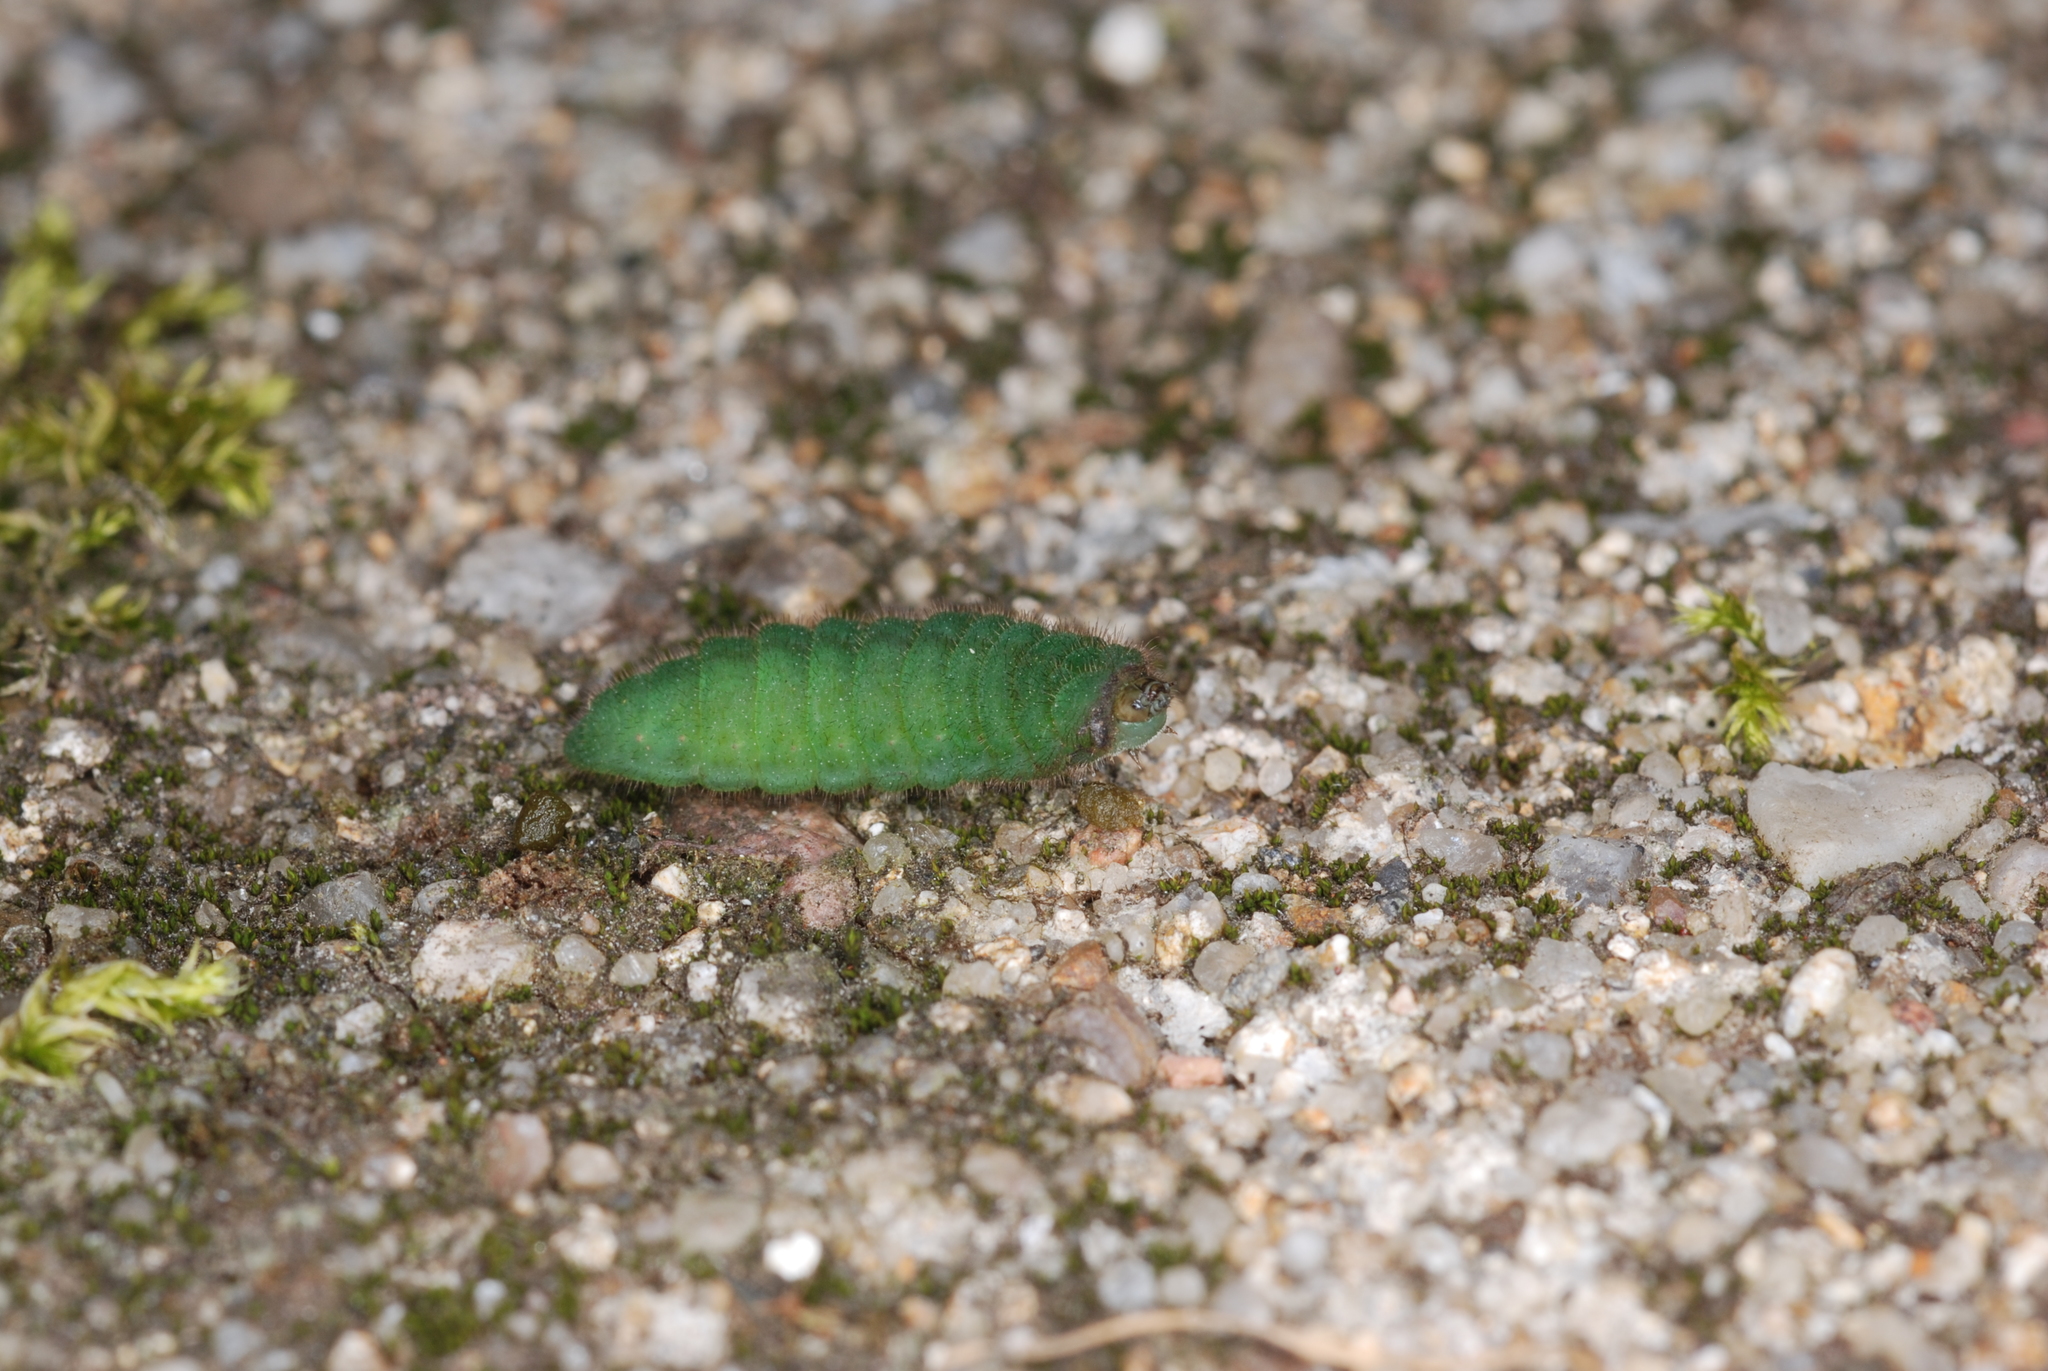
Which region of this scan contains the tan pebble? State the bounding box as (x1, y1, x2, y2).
(1050, 941, 1112, 991)
(1387, 1061, 1434, 1109)
(1157, 1054, 1227, 1088)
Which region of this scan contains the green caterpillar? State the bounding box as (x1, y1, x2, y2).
(565, 612, 1171, 794)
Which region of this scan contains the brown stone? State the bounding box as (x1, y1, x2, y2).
(205, 144, 332, 236)
(480, 1112, 552, 1199)
(733, 535, 868, 620)
(1158, 1054, 1227, 1088)
(667, 797, 858, 929)
(1646, 886, 1691, 932)
(1075, 824, 1144, 868)
(1282, 901, 1347, 940)
(1326, 395, 1388, 464)
(1043, 984, 1158, 1090)
(1049, 941, 1112, 991)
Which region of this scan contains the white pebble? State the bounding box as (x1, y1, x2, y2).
(763, 1230, 824, 1282)
(554, 934, 606, 979)
(609, 950, 659, 987)
(198, 658, 238, 706)
(1088, 4, 1166, 86)
(1782, 948, 1857, 1039)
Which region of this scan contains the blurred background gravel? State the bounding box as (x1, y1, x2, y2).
(5, 0, 2048, 1368)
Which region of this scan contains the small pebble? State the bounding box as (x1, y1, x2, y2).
(609, 949, 659, 987)
(481, 1113, 553, 1198)
(514, 792, 573, 852)
(763, 1230, 825, 1282)
(555, 1141, 623, 1191)
(1088, 4, 1167, 86)
(1075, 782, 1145, 832)
(554, 933, 606, 979)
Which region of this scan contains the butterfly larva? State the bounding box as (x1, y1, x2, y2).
(564, 612, 1172, 794)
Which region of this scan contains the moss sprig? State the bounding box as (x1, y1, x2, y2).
(0, 203, 291, 692)
(1676, 591, 1794, 765)
(0, 942, 243, 1085)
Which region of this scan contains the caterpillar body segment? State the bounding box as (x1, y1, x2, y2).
(564, 612, 1173, 794)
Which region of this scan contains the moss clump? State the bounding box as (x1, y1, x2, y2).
(0, 942, 242, 1084)
(1676, 591, 1794, 765)
(0, 203, 291, 692)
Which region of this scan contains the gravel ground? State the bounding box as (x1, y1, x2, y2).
(5, 1, 2048, 1368)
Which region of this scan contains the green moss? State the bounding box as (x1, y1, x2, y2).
(0, 203, 290, 691)
(402, 1287, 479, 1356)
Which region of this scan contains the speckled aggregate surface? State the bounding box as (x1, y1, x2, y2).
(5, 1, 2048, 1369)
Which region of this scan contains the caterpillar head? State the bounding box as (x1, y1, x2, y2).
(1090, 667, 1173, 756)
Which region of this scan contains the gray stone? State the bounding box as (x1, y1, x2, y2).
(1517, 1031, 1574, 1081)
(1415, 826, 1505, 878)
(938, 213, 1037, 286)
(1940, 879, 1993, 923)
(1896, 932, 1959, 985)
(480, 1112, 553, 1198)
(862, 833, 912, 873)
(609, 950, 659, 987)
(556, 1141, 624, 1191)
(1671, 992, 1733, 1037)
(733, 535, 868, 621)
(1994, 920, 2040, 958)
(411, 920, 541, 1003)
(1221, 947, 1293, 1010)
(942, 960, 1002, 998)
(43, 39, 147, 148)
(1848, 914, 1910, 956)
(671, 1190, 762, 1256)
(961, 1143, 1047, 1202)
(1521, 938, 1604, 993)
(1238, 299, 1347, 449)
(1277, 1227, 1331, 1277)
(1158, 1264, 1207, 1307)
(1527, 1095, 1649, 1168)
(206, 144, 332, 237)
(1095, 1256, 1159, 1313)
(1192, 939, 1257, 997)
(45, 904, 120, 943)
(1747, 760, 1995, 886)
(1640, 1063, 1723, 1130)
(443, 527, 628, 643)
(1987, 841, 2048, 919)
(412, 879, 466, 919)
(211, 1317, 267, 1368)
(733, 952, 839, 1044)
(1535, 835, 1644, 906)
(1638, 750, 1684, 792)
(297, 871, 390, 929)
(1753, 589, 1814, 658)
(1043, 985, 1158, 1089)
(553, 934, 606, 979)
(1781, 1133, 1869, 1196)
(1230, 871, 1280, 903)
(263, 224, 378, 289)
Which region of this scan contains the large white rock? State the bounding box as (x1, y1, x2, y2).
(411, 920, 540, 1003)
(1746, 760, 1995, 886)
